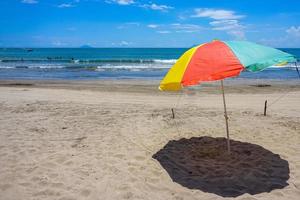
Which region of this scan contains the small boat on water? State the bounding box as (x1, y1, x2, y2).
(25, 48, 33, 52)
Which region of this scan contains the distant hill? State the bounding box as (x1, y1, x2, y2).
(80, 45, 94, 48)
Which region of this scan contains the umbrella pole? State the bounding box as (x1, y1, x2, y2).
(220, 80, 230, 153)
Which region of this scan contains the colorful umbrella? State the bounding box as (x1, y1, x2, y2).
(159, 40, 296, 153)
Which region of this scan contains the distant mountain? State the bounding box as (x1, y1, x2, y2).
(80, 45, 93, 48)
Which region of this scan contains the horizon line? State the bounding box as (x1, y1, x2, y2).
(1, 46, 299, 49)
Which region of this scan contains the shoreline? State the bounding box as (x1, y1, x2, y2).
(0, 78, 299, 94)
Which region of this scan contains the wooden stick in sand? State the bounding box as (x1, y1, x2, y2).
(171, 108, 175, 119)
(221, 80, 231, 154)
(264, 100, 268, 116)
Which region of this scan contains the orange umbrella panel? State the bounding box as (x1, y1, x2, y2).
(181, 41, 244, 86)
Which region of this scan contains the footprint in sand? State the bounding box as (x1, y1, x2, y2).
(33, 189, 61, 197)
(0, 184, 12, 191)
(122, 191, 134, 199)
(48, 173, 59, 178)
(128, 166, 136, 173)
(58, 197, 77, 200)
(51, 182, 64, 188)
(28, 148, 37, 153)
(41, 161, 57, 168)
(151, 169, 162, 177)
(147, 177, 160, 184)
(71, 136, 87, 148)
(272, 191, 284, 197)
(55, 155, 69, 164)
(173, 196, 184, 200)
(0, 152, 8, 158)
(19, 182, 32, 187)
(80, 189, 91, 197)
(114, 154, 125, 159)
(239, 197, 258, 200)
(134, 155, 146, 161)
(64, 160, 74, 166)
(25, 166, 38, 174)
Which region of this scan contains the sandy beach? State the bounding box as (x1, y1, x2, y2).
(0, 79, 299, 200)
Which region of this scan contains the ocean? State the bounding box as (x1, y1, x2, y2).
(0, 48, 299, 80)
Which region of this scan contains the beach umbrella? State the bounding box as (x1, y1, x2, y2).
(159, 40, 296, 153)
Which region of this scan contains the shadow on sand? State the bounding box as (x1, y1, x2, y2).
(153, 136, 289, 197)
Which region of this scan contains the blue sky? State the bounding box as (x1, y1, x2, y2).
(0, 0, 299, 47)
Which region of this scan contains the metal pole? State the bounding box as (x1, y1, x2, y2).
(220, 80, 230, 153)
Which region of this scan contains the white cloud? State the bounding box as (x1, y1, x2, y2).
(111, 41, 132, 46)
(140, 3, 173, 12)
(210, 20, 245, 39)
(211, 20, 245, 39)
(58, 3, 75, 8)
(192, 8, 246, 39)
(52, 41, 67, 47)
(117, 22, 140, 29)
(105, 1, 173, 12)
(171, 23, 203, 33)
(21, 0, 38, 4)
(210, 20, 244, 31)
(106, 0, 135, 5)
(259, 26, 300, 47)
(192, 8, 244, 20)
(286, 26, 300, 37)
(157, 30, 171, 34)
(147, 24, 159, 28)
(227, 30, 245, 40)
(120, 41, 129, 45)
(125, 22, 140, 26)
(148, 23, 203, 34)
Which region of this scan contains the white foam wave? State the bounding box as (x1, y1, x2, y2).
(96, 64, 170, 70)
(72, 59, 80, 64)
(153, 59, 177, 64)
(269, 63, 298, 69)
(0, 64, 66, 69)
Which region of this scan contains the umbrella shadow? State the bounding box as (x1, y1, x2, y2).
(153, 136, 289, 197)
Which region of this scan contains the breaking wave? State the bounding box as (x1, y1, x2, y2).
(0, 58, 298, 71)
(0, 58, 177, 64)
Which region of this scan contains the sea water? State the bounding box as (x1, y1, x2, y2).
(0, 48, 299, 80)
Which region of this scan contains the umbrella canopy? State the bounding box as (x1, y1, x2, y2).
(159, 40, 296, 91)
(159, 40, 296, 153)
